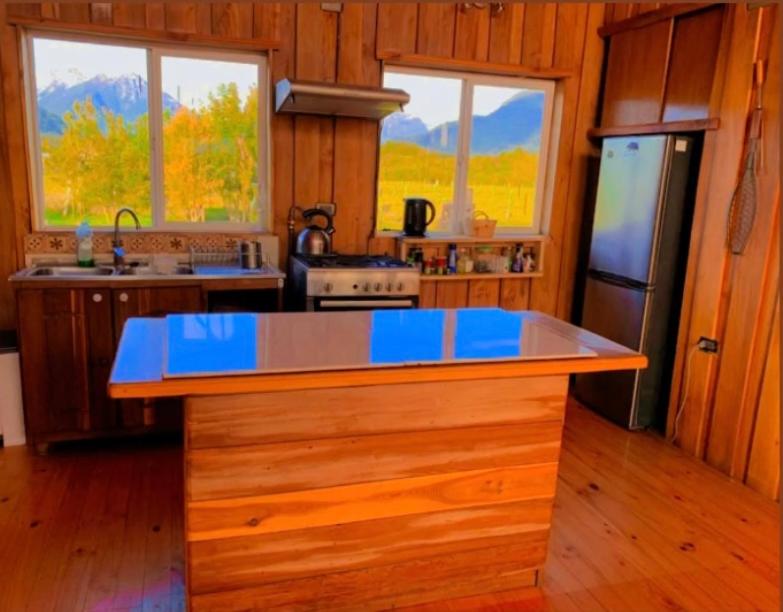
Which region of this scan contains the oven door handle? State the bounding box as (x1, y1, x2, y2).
(318, 299, 416, 308)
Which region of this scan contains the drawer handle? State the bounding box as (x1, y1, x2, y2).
(119, 292, 129, 303)
(92, 293, 103, 303)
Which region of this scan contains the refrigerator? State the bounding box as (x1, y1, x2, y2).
(573, 134, 698, 431)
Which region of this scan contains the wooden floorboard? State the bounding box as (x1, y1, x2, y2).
(0, 401, 778, 611)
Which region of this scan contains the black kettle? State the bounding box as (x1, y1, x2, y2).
(403, 197, 436, 236)
(296, 209, 335, 256)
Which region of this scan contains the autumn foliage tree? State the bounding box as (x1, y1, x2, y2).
(41, 82, 259, 226)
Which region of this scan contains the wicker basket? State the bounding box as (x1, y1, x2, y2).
(470, 211, 497, 238)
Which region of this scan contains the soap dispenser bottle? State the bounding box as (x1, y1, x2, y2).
(75, 221, 94, 267)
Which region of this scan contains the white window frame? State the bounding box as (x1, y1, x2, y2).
(378, 65, 558, 237)
(22, 29, 271, 232)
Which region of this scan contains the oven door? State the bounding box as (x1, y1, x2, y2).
(308, 296, 418, 311)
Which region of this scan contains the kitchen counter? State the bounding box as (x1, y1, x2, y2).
(108, 309, 645, 610)
(9, 263, 285, 291)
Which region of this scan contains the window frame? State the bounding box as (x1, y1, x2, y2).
(377, 65, 558, 237)
(22, 29, 271, 232)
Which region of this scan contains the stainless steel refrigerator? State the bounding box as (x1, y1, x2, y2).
(573, 134, 698, 431)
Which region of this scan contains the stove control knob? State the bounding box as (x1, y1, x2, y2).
(374, 282, 382, 291)
(323, 282, 333, 294)
(397, 282, 404, 292)
(362, 282, 371, 292)
(386, 282, 393, 292)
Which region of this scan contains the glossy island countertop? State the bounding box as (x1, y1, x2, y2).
(109, 309, 647, 398)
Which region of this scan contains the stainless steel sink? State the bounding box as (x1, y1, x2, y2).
(115, 265, 194, 276)
(30, 266, 115, 277)
(28, 264, 194, 278)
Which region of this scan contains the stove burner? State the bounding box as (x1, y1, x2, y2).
(296, 255, 409, 269)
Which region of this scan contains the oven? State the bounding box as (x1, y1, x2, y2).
(290, 254, 421, 312)
(307, 296, 418, 311)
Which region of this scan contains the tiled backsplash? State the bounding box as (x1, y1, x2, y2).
(24, 232, 280, 266)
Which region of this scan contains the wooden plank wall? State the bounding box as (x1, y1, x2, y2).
(640, 4, 779, 500)
(598, 3, 780, 500)
(0, 2, 606, 329)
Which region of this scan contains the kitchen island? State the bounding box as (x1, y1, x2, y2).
(109, 309, 645, 610)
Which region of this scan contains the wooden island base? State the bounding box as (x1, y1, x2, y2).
(184, 376, 567, 610)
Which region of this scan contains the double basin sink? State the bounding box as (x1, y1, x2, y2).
(27, 263, 194, 278)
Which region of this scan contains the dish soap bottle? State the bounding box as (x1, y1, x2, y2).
(75, 221, 94, 267)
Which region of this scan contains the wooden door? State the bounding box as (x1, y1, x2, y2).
(112, 286, 202, 427)
(16, 289, 90, 442)
(112, 286, 203, 339)
(84, 288, 118, 431)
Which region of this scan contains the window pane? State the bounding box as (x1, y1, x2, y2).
(468, 85, 545, 229)
(161, 56, 259, 225)
(33, 38, 151, 226)
(377, 72, 461, 232)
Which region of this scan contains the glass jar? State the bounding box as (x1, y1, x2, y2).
(474, 246, 493, 273)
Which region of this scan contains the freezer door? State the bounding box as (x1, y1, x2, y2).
(573, 276, 650, 428)
(589, 135, 671, 284)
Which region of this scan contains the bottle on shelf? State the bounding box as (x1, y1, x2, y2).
(512, 244, 524, 273)
(523, 248, 536, 273)
(447, 243, 457, 275)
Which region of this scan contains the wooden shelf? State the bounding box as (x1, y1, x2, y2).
(420, 273, 543, 282)
(398, 235, 547, 245)
(587, 118, 719, 139)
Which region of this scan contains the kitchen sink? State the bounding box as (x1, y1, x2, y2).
(115, 265, 194, 276)
(30, 266, 115, 277)
(28, 264, 194, 277)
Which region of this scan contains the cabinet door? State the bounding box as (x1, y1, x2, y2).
(84, 288, 118, 431)
(112, 286, 202, 428)
(113, 286, 203, 339)
(16, 289, 90, 440)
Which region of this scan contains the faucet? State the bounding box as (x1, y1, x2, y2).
(112, 207, 142, 271)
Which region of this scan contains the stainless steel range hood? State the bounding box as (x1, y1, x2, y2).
(274, 79, 409, 120)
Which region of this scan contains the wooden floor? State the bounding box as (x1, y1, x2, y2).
(0, 401, 778, 611)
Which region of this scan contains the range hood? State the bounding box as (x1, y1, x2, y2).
(275, 79, 409, 120)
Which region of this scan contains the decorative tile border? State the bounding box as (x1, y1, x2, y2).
(25, 232, 273, 256)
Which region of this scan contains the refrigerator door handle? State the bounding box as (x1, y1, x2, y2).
(588, 268, 655, 292)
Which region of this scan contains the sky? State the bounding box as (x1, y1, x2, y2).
(33, 37, 257, 108)
(383, 71, 536, 129)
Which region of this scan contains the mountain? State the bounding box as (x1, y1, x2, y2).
(380, 113, 428, 143)
(37, 74, 181, 134)
(381, 92, 544, 154)
(38, 105, 65, 135)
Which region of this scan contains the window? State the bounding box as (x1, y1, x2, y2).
(24, 32, 269, 230)
(377, 67, 556, 235)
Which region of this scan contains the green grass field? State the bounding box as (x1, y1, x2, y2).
(376, 141, 538, 232)
(43, 206, 231, 227)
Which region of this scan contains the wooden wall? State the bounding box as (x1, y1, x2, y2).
(669, 3, 780, 500)
(0, 2, 606, 330)
(597, 3, 780, 500)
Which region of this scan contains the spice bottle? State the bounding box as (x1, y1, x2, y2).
(512, 244, 524, 273)
(447, 243, 457, 275)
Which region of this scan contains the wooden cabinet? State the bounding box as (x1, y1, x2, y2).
(112, 286, 202, 340)
(111, 287, 202, 429)
(15, 285, 202, 448)
(16, 289, 91, 440)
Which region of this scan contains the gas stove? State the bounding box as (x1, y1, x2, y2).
(289, 254, 420, 311)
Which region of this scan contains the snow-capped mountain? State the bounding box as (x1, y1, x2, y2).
(37, 74, 181, 134)
(381, 92, 544, 154)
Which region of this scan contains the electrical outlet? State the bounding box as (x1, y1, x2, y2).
(697, 337, 719, 353)
(314, 202, 336, 217)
